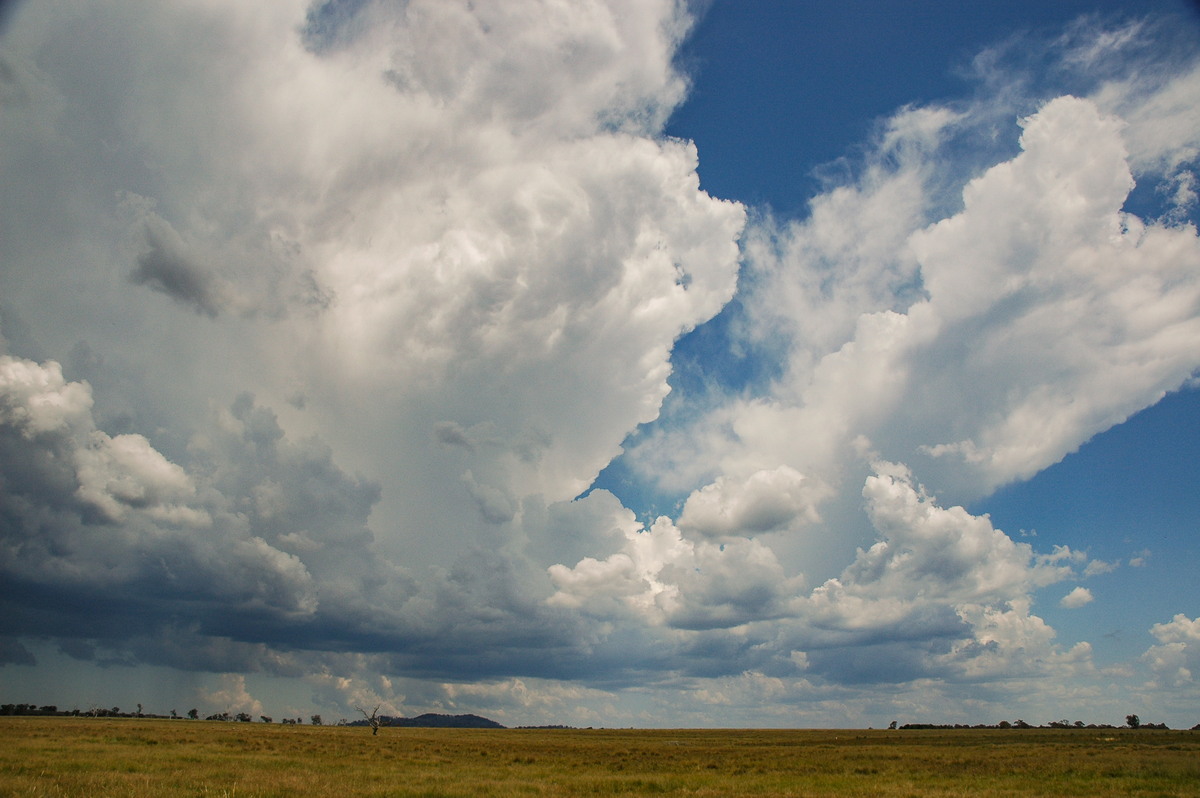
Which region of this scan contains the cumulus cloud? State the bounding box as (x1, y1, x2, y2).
(544, 459, 1100, 690)
(547, 507, 803, 634)
(1, 0, 738, 633)
(909, 96, 1200, 489)
(306, 668, 405, 718)
(0, 351, 602, 686)
(0, 355, 323, 624)
(1143, 614, 1200, 686)
(615, 61, 1200, 692)
(128, 210, 231, 319)
(1060, 586, 1094, 609)
(677, 465, 828, 539)
(199, 674, 264, 718)
(850, 462, 1075, 606)
(778, 462, 1096, 685)
(645, 93, 1200, 514)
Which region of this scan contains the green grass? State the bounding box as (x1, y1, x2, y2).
(1, 718, 1198, 797)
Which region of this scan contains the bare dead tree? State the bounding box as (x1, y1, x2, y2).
(357, 704, 383, 735)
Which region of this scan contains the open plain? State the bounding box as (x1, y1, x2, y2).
(1, 717, 1198, 797)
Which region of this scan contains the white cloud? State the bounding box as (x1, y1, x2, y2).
(677, 465, 827, 539)
(1143, 614, 1200, 688)
(628, 81, 1200, 585)
(548, 509, 802, 633)
(198, 674, 264, 718)
(0, 355, 93, 435)
(1083, 559, 1117, 577)
(614, 42, 1199, 704)
(1060, 586, 1094, 609)
(1, 0, 742, 535)
(0, 0, 741, 638)
(798, 463, 1081, 675)
(544, 459, 1098, 691)
(75, 431, 204, 525)
(306, 668, 405, 718)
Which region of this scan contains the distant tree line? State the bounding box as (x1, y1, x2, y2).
(0, 703, 335, 725)
(0, 704, 172, 719)
(2, 701, 509, 731)
(8, 700, 1198, 731)
(897, 714, 1185, 731)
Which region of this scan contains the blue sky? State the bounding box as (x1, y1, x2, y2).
(1, 0, 1199, 728)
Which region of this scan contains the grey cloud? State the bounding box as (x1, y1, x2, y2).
(0, 359, 327, 638)
(462, 471, 515, 524)
(804, 640, 953, 686)
(433, 421, 474, 450)
(0, 54, 29, 106)
(194, 393, 382, 564)
(0, 354, 614, 684)
(669, 628, 792, 679)
(0, 637, 36, 666)
(662, 541, 797, 631)
(130, 221, 226, 318)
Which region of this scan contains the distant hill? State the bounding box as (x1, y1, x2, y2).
(350, 712, 505, 729)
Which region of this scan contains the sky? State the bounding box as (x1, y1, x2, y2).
(1, 0, 1199, 729)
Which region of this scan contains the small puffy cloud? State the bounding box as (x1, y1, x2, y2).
(129, 210, 229, 318)
(548, 513, 800, 632)
(547, 515, 686, 620)
(677, 465, 827, 539)
(198, 674, 264, 717)
(0, 355, 93, 435)
(662, 537, 799, 631)
(1083, 559, 1118, 577)
(0, 354, 207, 528)
(1142, 614, 1200, 687)
(75, 432, 205, 526)
(1060, 586, 1094, 609)
(935, 601, 1094, 683)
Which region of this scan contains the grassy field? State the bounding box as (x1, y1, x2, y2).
(1, 717, 1198, 797)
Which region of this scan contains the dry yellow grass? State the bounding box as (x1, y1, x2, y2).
(1, 717, 1198, 797)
